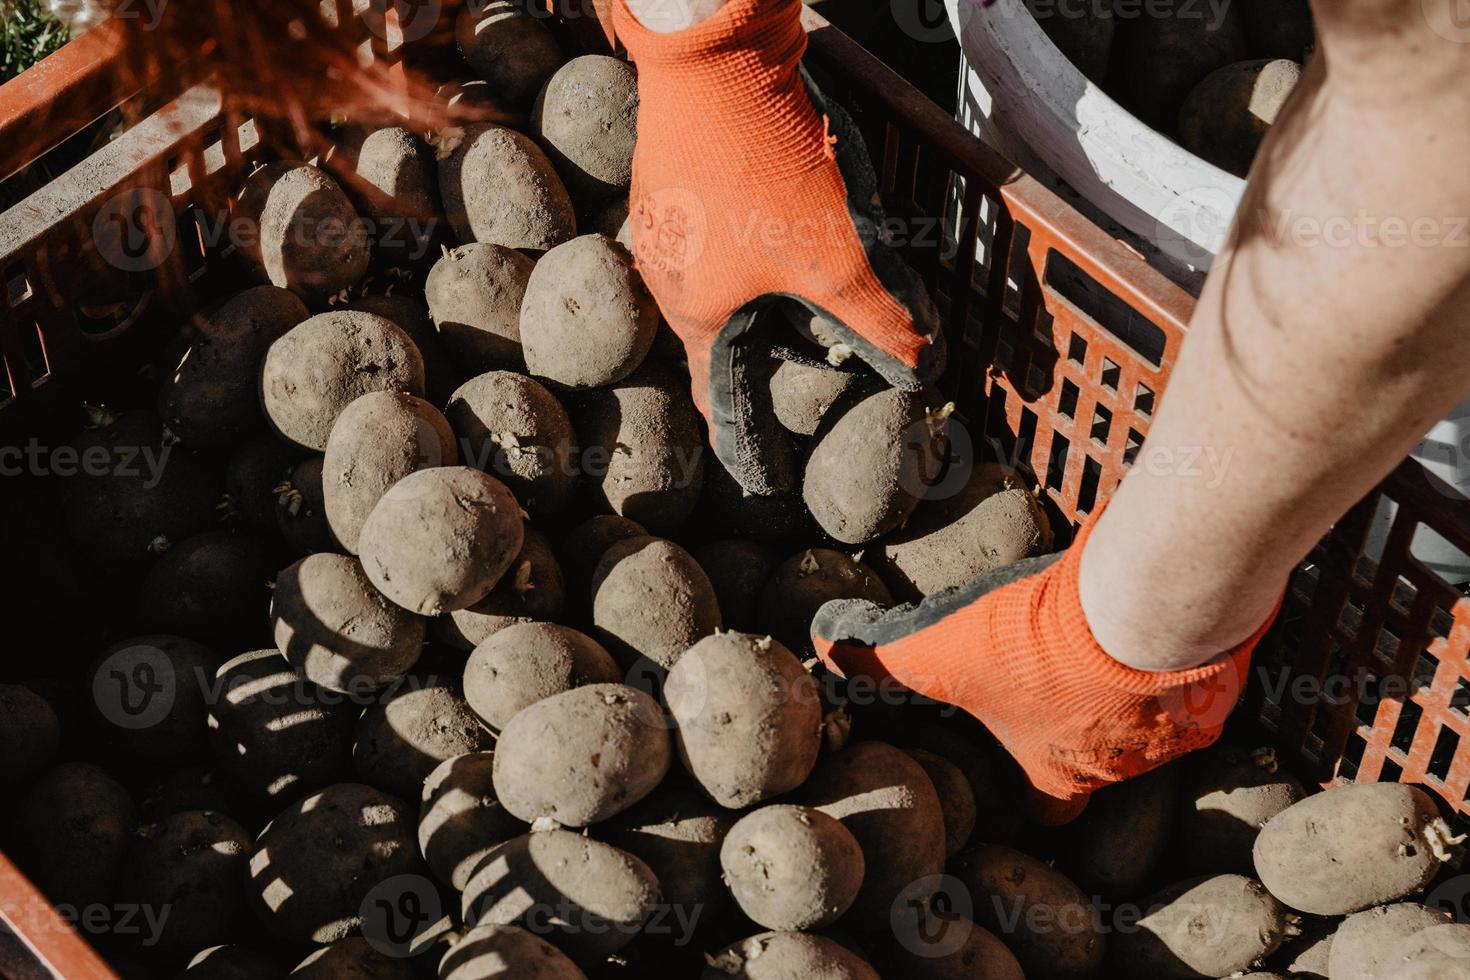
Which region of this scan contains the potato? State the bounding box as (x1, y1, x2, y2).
(139, 765, 243, 825)
(693, 539, 779, 634)
(208, 650, 357, 806)
(768, 358, 859, 437)
(418, 752, 526, 891)
(462, 622, 621, 732)
(354, 678, 493, 800)
(720, 805, 863, 931)
(335, 125, 440, 268)
(804, 384, 947, 544)
(135, 530, 275, 645)
(323, 391, 458, 553)
(180, 946, 286, 979)
(440, 923, 587, 980)
(953, 844, 1105, 979)
(797, 742, 945, 928)
(876, 915, 1025, 980)
(87, 634, 219, 767)
(272, 553, 426, 692)
(1184, 743, 1306, 874)
(275, 455, 336, 554)
(244, 783, 420, 944)
(12, 761, 137, 909)
(702, 932, 879, 980)
(603, 774, 736, 919)
(290, 937, 415, 978)
(237, 162, 370, 305)
(871, 462, 1052, 602)
(906, 748, 976, 859)
(1273, 913, 1335, 979)
(446, 371, 576, 515)
(557, 515, 648, 624)
(884, 721, 1024, 845)
(590, 536, 721, 671)
(1064, 762, 1178, 898)
(1239, 0, 1314, 61)
(1111, 3, 1249, 130)
(1034, 1, 1115, 82)
(571, 361, 706, 531)
(531, 56, 638, 201)
(492, 683, 670, 825)
(1253, 783, 1450, 915)
(1382, 923, 1470, 979)
(521, 235, 657, 388)
(1111, 874, 1286, 979)
(225, 435, 302, 532)
(756, 549, 892, 657)
(115, 810, 251, 962)
(456, 0, 564, 110)
(1328, 903, 1452, 980)
(0, 684, 59, 791)
(261, 310, 426, 451)
(61, 410, 221, 577)
(1178, 59, 1301, 178)
(349, 293, 463, 408)
(158, 286, 309, 449)
(425, 243, 532, 374)
(436, 526, 566, 650)
(438, 124, 576, 250)
(587, 196, 628, 239)
(461, 829, 659, 962)
(358, 467, 524, 614)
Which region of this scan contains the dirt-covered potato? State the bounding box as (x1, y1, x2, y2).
(572, 361, 707, 531)
(1184, 743, 1306, 874)
(335, 125, 440, 268)
(323, 391, 458, 553)
(87, 634, 219, 767)
(603, 774, 736, 919)
(446, 371, 576, 515)
(225, 435, 302, 532)
(436, 526, 566, 650)
(272, 553, 425, 692)
(136, 530, 275, 645)
(358, 467, 524, 614)
(693, 539, 779, 635)
(590, 536, 721, 670)
(456, 0, 564, 110)
(290, 938, 415, 979)
(462, 829, 659, 962)
(12, 761, 137, 909)
(768, 358, 859, 437)
(798, 742, 946, 928)
(1328, 903, 1451, 980)
(1273, 913, 1335, 979)
(275, 455, 336, 553)
(871, 462, 1052, 602)
(588, 197, 628, 239)
(521, 234, 657, 388)
(0, 684, 59, 791)
(1240, 0, 1314, 61)
(702, 933, 879, 980)
(906, 748, 976, 859)
(348, 294, 462, 408)
(1065, 762, 1178, 898)
(558, 515, 648, 623)
(531, 56, 638, 201)
(462, 622, 620, 732)
(139, 765, 243, 825)
(438, 124, 576, 250)
(1112, 874, 1286, 979)
(208, 650, 357, 807)
(1253, 783, 1451, 915)
(244, 783, 420, 944)
(425, 243, 533, 373)
(237, 162, 371, 305)
(354, 679, 493, 800)
(440, 923, 587, 980)
(261, 310, 426, 451)
(492, 683, 669, 826)
(180, 945, 286, 979)
(953, 844, 1106, 979)
(693, 458, 819, 546)
(757, 549, 892, 657)
(876, 915, 1025, 980)
(1382, 923, 1470, 979)
(804, 384, 947, 544)
(1178, 59, 1301, 178)
(159, 286, 309, 449)
(666, 633, 819, 808)
(1111, 4, 1249, 130)
(720, 805, 863, 931)
(885, 721, 1024, 845)
(418, 752, 526, 891)
(115, 810, 251, 962)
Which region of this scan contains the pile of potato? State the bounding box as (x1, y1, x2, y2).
(2, 4, 1468, 979)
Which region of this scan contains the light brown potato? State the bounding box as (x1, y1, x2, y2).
(1064, 762, 1179, 898)
(1253, 783, 1449, 915)
(225, 434, 302, 533)
(418, 752, 526, 892)
(271, 553, 425, 693)
(440, 923, 587, 980)
(701, 932, 879, 980)
(693, 539, 779, 635)
(720, 805, 864, 931)
(1273, 913, 1335, 979)
(798, 742, 946, 928)
(520, 235, 657, 388)
(531, 56, 638, 201)
(348, 293, 463, 408)
(354, 678, 493, 800)
(1112, 874, 1287, 980)
(290, 938, 415, 979)
(876, 915, 1025, 980)
(1383, 923, 1470, 979)
(590, 536, 721, 670)
(603, 774, 736, 920)
(158, 286, 309, 449)
(462, 622, 621, 732)
(1328, 903, 1452, 980)
(0, 684, 59, 791)
(87, 634, 219, 767)
(884, 721, 1025, 845)
(261, 310, 426, 451)
(438, 123, 575, 250)
(1178, 59, 1301, 178)
(492, 683, 670, 826)
(587, 197, 628, 239)
(1111, 4, 1249, 130)
(461, 829, 659, 962)
(906, 748, 976, 859)
(1184, 743, 1306, 874)
(446, 371, 576, 515)
(436, 526, 566, 650)
(322, 391, 458, 554)
(358, 467, 525, 615)
(455, 0, 564, 110)
(757, 548, 892, 657)
(136, 530, 276, 646)
(425, 243, 533, 373)
(768, 358, 859, 437)
(557, 515, 648, 624)
(236, 162, 371, 306)
(334, 125, 440, 269)
(12, 762, 137, 910)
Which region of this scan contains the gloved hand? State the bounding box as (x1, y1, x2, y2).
(811, 514, 1280, 824)
(613, 0, 945, 494)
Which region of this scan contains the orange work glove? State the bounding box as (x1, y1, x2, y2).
(812, 514, 1281, 824)
(614, 0, 945, 494)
